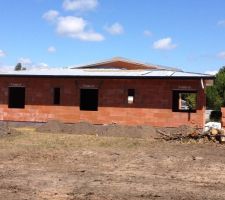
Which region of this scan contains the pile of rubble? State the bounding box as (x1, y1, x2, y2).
(204, 122, 225, 143)
(205, 128, 225, 143)
(156, 122, 225, 143)
(156, 125, 202, 141)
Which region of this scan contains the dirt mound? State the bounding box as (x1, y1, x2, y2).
(97, 124, 158, 139)
(37, 120, 65, 133)
(0, 123, 19, 137)
(36, 120, 158, 139)
(65, 122, 99, 135)
(36, 120, 204, 140)
(37, 121, 99, 135)
(36, 120, 204, 141)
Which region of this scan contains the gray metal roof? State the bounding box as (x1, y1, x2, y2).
(0, 68, 214, 79)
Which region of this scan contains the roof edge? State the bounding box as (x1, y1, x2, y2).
(0, 74, 215, 80)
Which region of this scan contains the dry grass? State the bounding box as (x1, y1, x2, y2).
(0, 127, 153, 151)
(0, 128, 155, 166)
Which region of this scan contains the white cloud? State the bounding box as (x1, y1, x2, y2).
(18, 58, 50, 69)
(0, 50, 6, 57)
(0, 64, 14, 72)
(205, 70, 218, 75)
(217, 20, 225, 26)
(0, 60, 50, 71)
(43, 3, 104, 42)
(144, 30, 153, 37)
(56, 16, 104, 41)
(18, 57, 32, 66)
(153, 37, 177, 50)
(57, 16, 86, 35)
(105, 23, 124, 35)
(217, 51, 225, 59)
(42, 10, 59, 22)
(63, 0, 98, 11)
(32, 62, 49, 69)
(75, 31, 105, 41)
(47, 46, 56, 53)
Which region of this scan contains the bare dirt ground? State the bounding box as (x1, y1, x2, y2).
(1, 128, 225, 200)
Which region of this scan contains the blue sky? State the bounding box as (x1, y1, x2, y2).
(0, 0, 225, 73)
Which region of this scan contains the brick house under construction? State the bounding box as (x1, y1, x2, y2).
(0, 57, 214, 128)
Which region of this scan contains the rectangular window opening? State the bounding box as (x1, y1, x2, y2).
(80, 89, 98, 111)
(53, 88, 60, 105)
(172, 90, 197, 112)
(8, 87, 25, 109)
(128, 89, 135, 104)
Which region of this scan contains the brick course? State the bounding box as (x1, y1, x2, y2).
(0, 77, 205, 127)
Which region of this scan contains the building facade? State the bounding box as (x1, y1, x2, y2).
(0, 58, 214, 128)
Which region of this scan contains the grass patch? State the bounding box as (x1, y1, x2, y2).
(0, 128, 153, 152)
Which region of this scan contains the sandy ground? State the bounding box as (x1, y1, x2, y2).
(1, 128, 225, 200)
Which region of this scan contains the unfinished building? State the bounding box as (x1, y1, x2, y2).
(0, 58, 214, 128)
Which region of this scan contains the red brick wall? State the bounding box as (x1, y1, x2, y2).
(221, 108, 225, 127)
(0, 77, 206, 127)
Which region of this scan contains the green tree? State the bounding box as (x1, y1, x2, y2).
(185, 93, 197, 110)
(14, 63, 22, 71)
(206, 66, 225, 110)
(14, 63, 26, 71)
(206, 86, 222, 110)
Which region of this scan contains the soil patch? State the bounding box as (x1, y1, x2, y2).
(1, 132, 225, 200)
(0, 123, 19, 137)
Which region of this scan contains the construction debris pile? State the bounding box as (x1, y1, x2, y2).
(157, 123, 225, 143)
(156, 125, 201, 141)
(204, 122, 225, 143)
